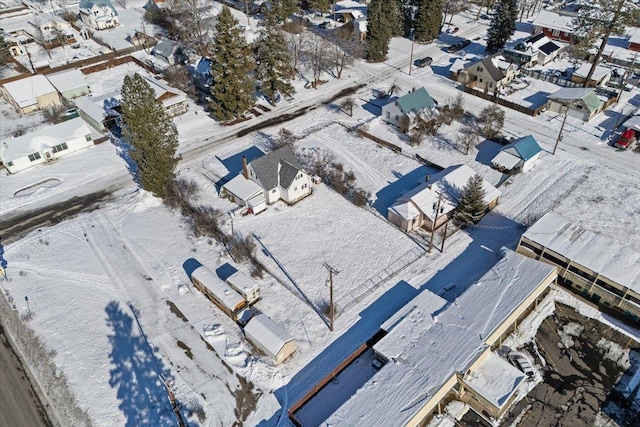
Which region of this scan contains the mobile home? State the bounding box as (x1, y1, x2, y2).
(190, 265, 248, 321)
(226, 270, 261, 304)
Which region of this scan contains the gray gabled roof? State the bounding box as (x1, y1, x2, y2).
(153, 37, 180, 60)
(482, 54, 506, 81)
(79, 0, 116, 11)
(250, 145, 303, 190)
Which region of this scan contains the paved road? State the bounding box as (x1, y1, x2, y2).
(0, 323, 51, 427)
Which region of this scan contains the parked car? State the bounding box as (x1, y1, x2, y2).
(318, 21, 332, 29)
(615, 128, 638, 149)
(489, 135, 512, 145)
(459, 39, 472, 48)
(415, 57, 433, 68)
(447, 44, 461, 53)
(508, 351, 535, 378)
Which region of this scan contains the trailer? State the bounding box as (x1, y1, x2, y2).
(225, 270, 261, 304)
(190, 265, 250, 323)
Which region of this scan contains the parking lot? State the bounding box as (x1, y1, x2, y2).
(459, 303, 640, 426)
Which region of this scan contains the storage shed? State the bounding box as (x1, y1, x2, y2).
(244, 314, 295, 364)
(491, 135, 542, 173)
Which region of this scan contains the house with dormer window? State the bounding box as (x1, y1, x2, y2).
(79, 0, 119, 30)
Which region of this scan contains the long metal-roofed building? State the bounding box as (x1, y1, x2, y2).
(322, 250, 557, 426)
(517, 212, 640, 323)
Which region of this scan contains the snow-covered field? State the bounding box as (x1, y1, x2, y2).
(1, 2, 640, 426)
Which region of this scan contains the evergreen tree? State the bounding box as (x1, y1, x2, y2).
(0, 33, 11, 66)
(414, 0, 442, 43)
(121, 73, 180, 198)
(271, 0, 299, 23)
(366, 0, 392, 62)
(387, 0, 404, 37)
(486, 0, 516, 52)
(399, 0, 415, 38)
(209, 6, 255, 121)
(255, 15, 295, 104)
(307, 0, 331, 14)
(453, 174, 487, 227)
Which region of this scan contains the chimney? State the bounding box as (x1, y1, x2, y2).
(242, 156, 249, 179)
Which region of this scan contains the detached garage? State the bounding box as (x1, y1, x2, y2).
(244, 314, 295, 364)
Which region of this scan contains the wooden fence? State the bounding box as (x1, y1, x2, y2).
(288, 342, 370, 425)
(463, 85, 546, 117)
(357, 129, 402, 153)
(520, 69, 583, 88)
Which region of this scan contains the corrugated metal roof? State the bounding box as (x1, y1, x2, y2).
(507, 135, 542, 161)
(396, 87, 436, 116)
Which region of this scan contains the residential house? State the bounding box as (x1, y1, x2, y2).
(0, 118, 94, 174)
(2, 31, 28, 56)
(152, 37, 184, 66)
(381, 87, 437, 131)
(629, 30, 640, 53)
(334, 8, 365, 23)
(322, 251, 557, 426)
(531, 10, 573, 42)
(28, 14, 75, 47)
(503, 33, 564, 67)
(141, 75, 189, 117)
(387, 164, 501, 233)
(221, 146, 313, 214)
(74, 91, 122, 132)
(459, 53, 517, 94)
(244, 314, 295, 364)
(547, 87, 604, 121)
(449, 55, 478, 80)
(517, 212, 640, 323)
(571, 63, 612, 87)
(46, 69, 90, 100)
(491, 135, 542, 173)
(1, 74, 61, 115)
(79, 0, 119, 30)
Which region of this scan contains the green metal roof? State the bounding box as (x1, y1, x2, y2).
(582, 91, 603, 113)
(506, 135, 542, 161)
(396, 87, 436, 115)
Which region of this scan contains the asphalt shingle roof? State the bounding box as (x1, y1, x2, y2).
(250, 146, 303, 190)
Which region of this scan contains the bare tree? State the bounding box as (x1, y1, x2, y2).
(305, 35, 331, 88)
(270, 128, 297, 149)
(450, 93, 465, 119)
(164, 65, 196, 99)
(114, 0, 127, 8)
(457, 127, 480, 154)
(326, 31, 363, 79)
(408, 129, 424, 146)
(285, 24, 308, 79)
(43, 104, 67, 124)
(166, 0, 216, 56)
(477, 105, 505, 138)
(31, 26, 52, 59)
(340, 97, 355, 116)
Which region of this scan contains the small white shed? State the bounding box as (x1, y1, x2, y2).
(244, 314, 295, 364)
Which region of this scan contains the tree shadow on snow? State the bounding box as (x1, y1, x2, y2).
(106, 300, 176, 427)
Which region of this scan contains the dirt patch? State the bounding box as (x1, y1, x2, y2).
(495, 303, 640, 427)
(176, 340, 193, 360)
(166, 300, 188, 323)
(230, 373, 261, 427)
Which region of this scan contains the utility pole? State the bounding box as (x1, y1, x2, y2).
(552, 107, 568, 155)
(323, 263, 339, 331)
(440, 220, 449, 253)
(428, 193, 443, 253)
(409, 33, 415, 76)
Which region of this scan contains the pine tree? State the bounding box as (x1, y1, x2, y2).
(453, 174, 487, 227)
(399, 0, 415, 37)
(387, 0, 404, 37)
(209, 6, 255, 121)
(486, 0, 515, 52)
(255, 14, 295, 104)
(414, 0, 442, 43)
(307, 0, 331, 14)
(366, 0, 392, 62)
(271, 0, 299, 23)
(121, 73, 180, 198)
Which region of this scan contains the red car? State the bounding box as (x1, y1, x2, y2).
(615, 129, 637, 149)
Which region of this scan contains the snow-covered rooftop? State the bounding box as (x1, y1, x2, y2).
(244, 313, 294, 358)
(46, 69, 89, 94)
(325, 250, 557, 426)
(2, 74, 57, 108)
(74, 91, 121, 124)
(462, 352, 525, 409)
(0, 118, 92, 161)
(190, 265, 245, 312)
(222, 173, 264, 201)
(573, 63, 611, 81)
(532, 10, 573, 33)
(522, 212, 640, 294)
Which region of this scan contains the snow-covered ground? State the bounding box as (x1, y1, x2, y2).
(1, 3, 640, 426)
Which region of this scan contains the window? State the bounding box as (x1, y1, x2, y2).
(28, 152, 41, 162)
(479, 78, 483, 83)
(6, 161, 13, 167)
(489, 82, 494, 88)
(302, 184, 307, 189)
(395, 115, 399, 121)
(386, 111, 390, 119)
(541, 251, 568, 268)
(477, 67, 483, 72)
(552, 29, 559, 37)
(85, 134, 92, 142)
(271, 189, 276, 193)
(52, 143, 68, 153)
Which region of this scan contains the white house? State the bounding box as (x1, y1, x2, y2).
(28, 14, 75, 47)
(0, 118, 94, 174)
(74, 92, 121, 132)
(491, 135, 542, 173)
(243, 314, 295, 364)
(387, 164, 501, 233)
(381, 87, 437, 130)
(46, 69, 91, 100)
(1, 74, 61, 115)
(221, 146, 313, 213)
(78, 0, 119, 30)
